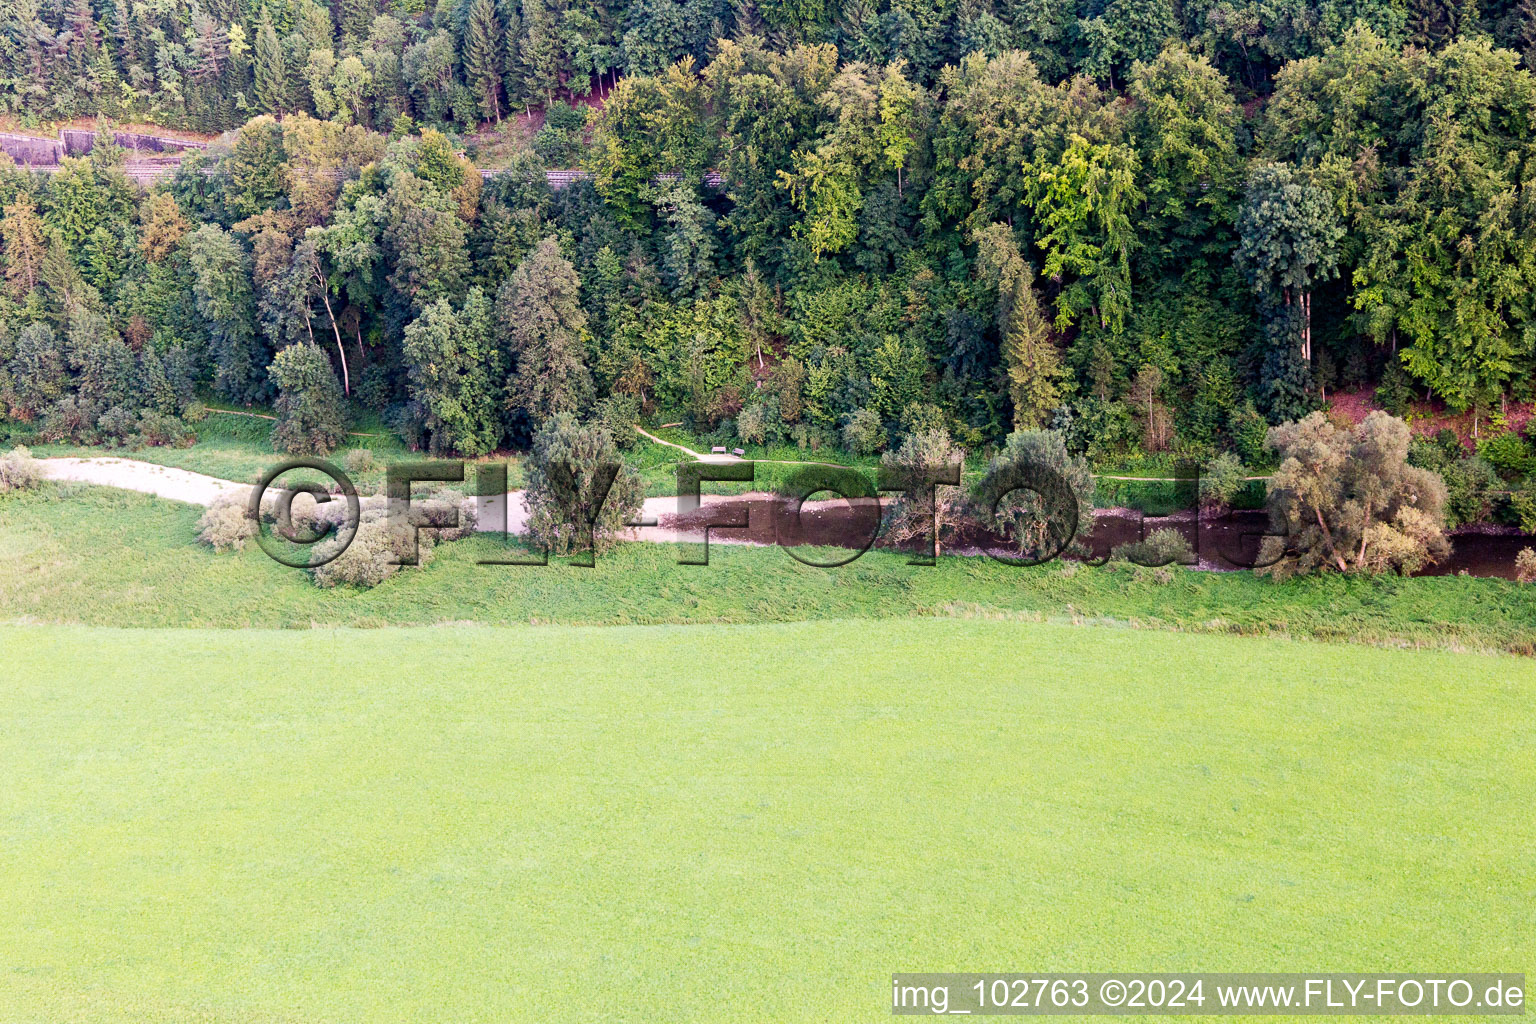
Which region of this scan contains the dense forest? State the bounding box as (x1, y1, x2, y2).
(2, 0, 1536, 501)
(3, 0, 1533, 129)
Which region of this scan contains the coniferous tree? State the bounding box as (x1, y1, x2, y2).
(496, 236, 594, 428)
(461, 0, 504, 122)
(974, 223, 1064, 430)
(137, 193, 191, 264)
(269, 343, 348, 454)
(187, 224, 270, 404)
(254, 12, 292, 113)
(999, 265, 1063, 431)
(337, 0, 377, 50)
(2, 199, 48, 301)
(1235, 163, 1341, 364)
(8, 323, 69, 420)
(516, 0, 565, 108)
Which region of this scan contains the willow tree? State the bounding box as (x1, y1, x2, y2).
(1263, 411, 1449, 577)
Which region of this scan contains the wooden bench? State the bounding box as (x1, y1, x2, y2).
(711, 446, 727, 454)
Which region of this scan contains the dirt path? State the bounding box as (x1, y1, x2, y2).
(633, 426, 740, 463)
(41, 457, 252, 506)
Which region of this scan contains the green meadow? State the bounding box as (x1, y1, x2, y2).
(2, 481, 1534, 1022)
(1, 619, 1532, 1023)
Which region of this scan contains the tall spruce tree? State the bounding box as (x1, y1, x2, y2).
(516, 0, 565, 108)
(461, 0, 504, 122)
(496, 236, 593, 428)
(1, 198, 47, 301)
(1235, 163, 1341, 364)
(253, 12, 291, 114)
(974, 223, 1064, 430)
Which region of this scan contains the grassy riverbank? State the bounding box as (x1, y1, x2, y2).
(2, 483, 1532, 651)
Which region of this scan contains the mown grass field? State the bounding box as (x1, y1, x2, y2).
(3, 483, 1534, 651)
(0, 619, 1532, 1023)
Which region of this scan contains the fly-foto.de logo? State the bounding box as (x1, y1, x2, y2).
(245, 456, 1284, 572)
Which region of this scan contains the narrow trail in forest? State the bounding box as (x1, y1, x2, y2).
(633, 425, 851, 469)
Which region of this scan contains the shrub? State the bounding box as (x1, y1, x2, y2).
(1516, 547, 1536, 584)
(182, 400, 209, 424)
(96, 404, 138, 446)
(736, 402, 771, 445)
(38, 395, 102, 444)
(1376, 358, 1414, 416)
(1410, 432, 1498, 528)
(1199, 452, 1246, 516)
(532, 101, 585, 164)
(736, 397, 788, 447)
(1229, 400, 1270, 466)
(355, 364, 394, 412)
(133, 411, 195, 448)
(898, 401, 946, 441)
(0, 445, 42, 493)
(791, 423, 834, 452)
(543, 99, 586, 133)
(311, 509, 426, 589)
(1060, 397, 1139, 462)
(1507, 490, 1536, 534)
(974, 429, 1095, 559)
(196, 492, 258, 552)
(771, 357, 805, 424)
(387, 400, 429, 450)
(1476, 431, 1535, 482)
(592, 393, 641, 450)
(1111, 527, 1197, 567)
(841, 407, 887, 455)
(880, 428, 966, 555)
(413, 488, 477, 542)
(343, 448, 377, 475)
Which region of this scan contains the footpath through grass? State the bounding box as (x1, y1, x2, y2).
(2, 483, 1533, 652)
(0, 618, 1531, 1022)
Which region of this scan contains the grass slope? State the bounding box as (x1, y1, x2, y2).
(2, 483, 1534, 651)
(1, 619, 1532, 1022)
